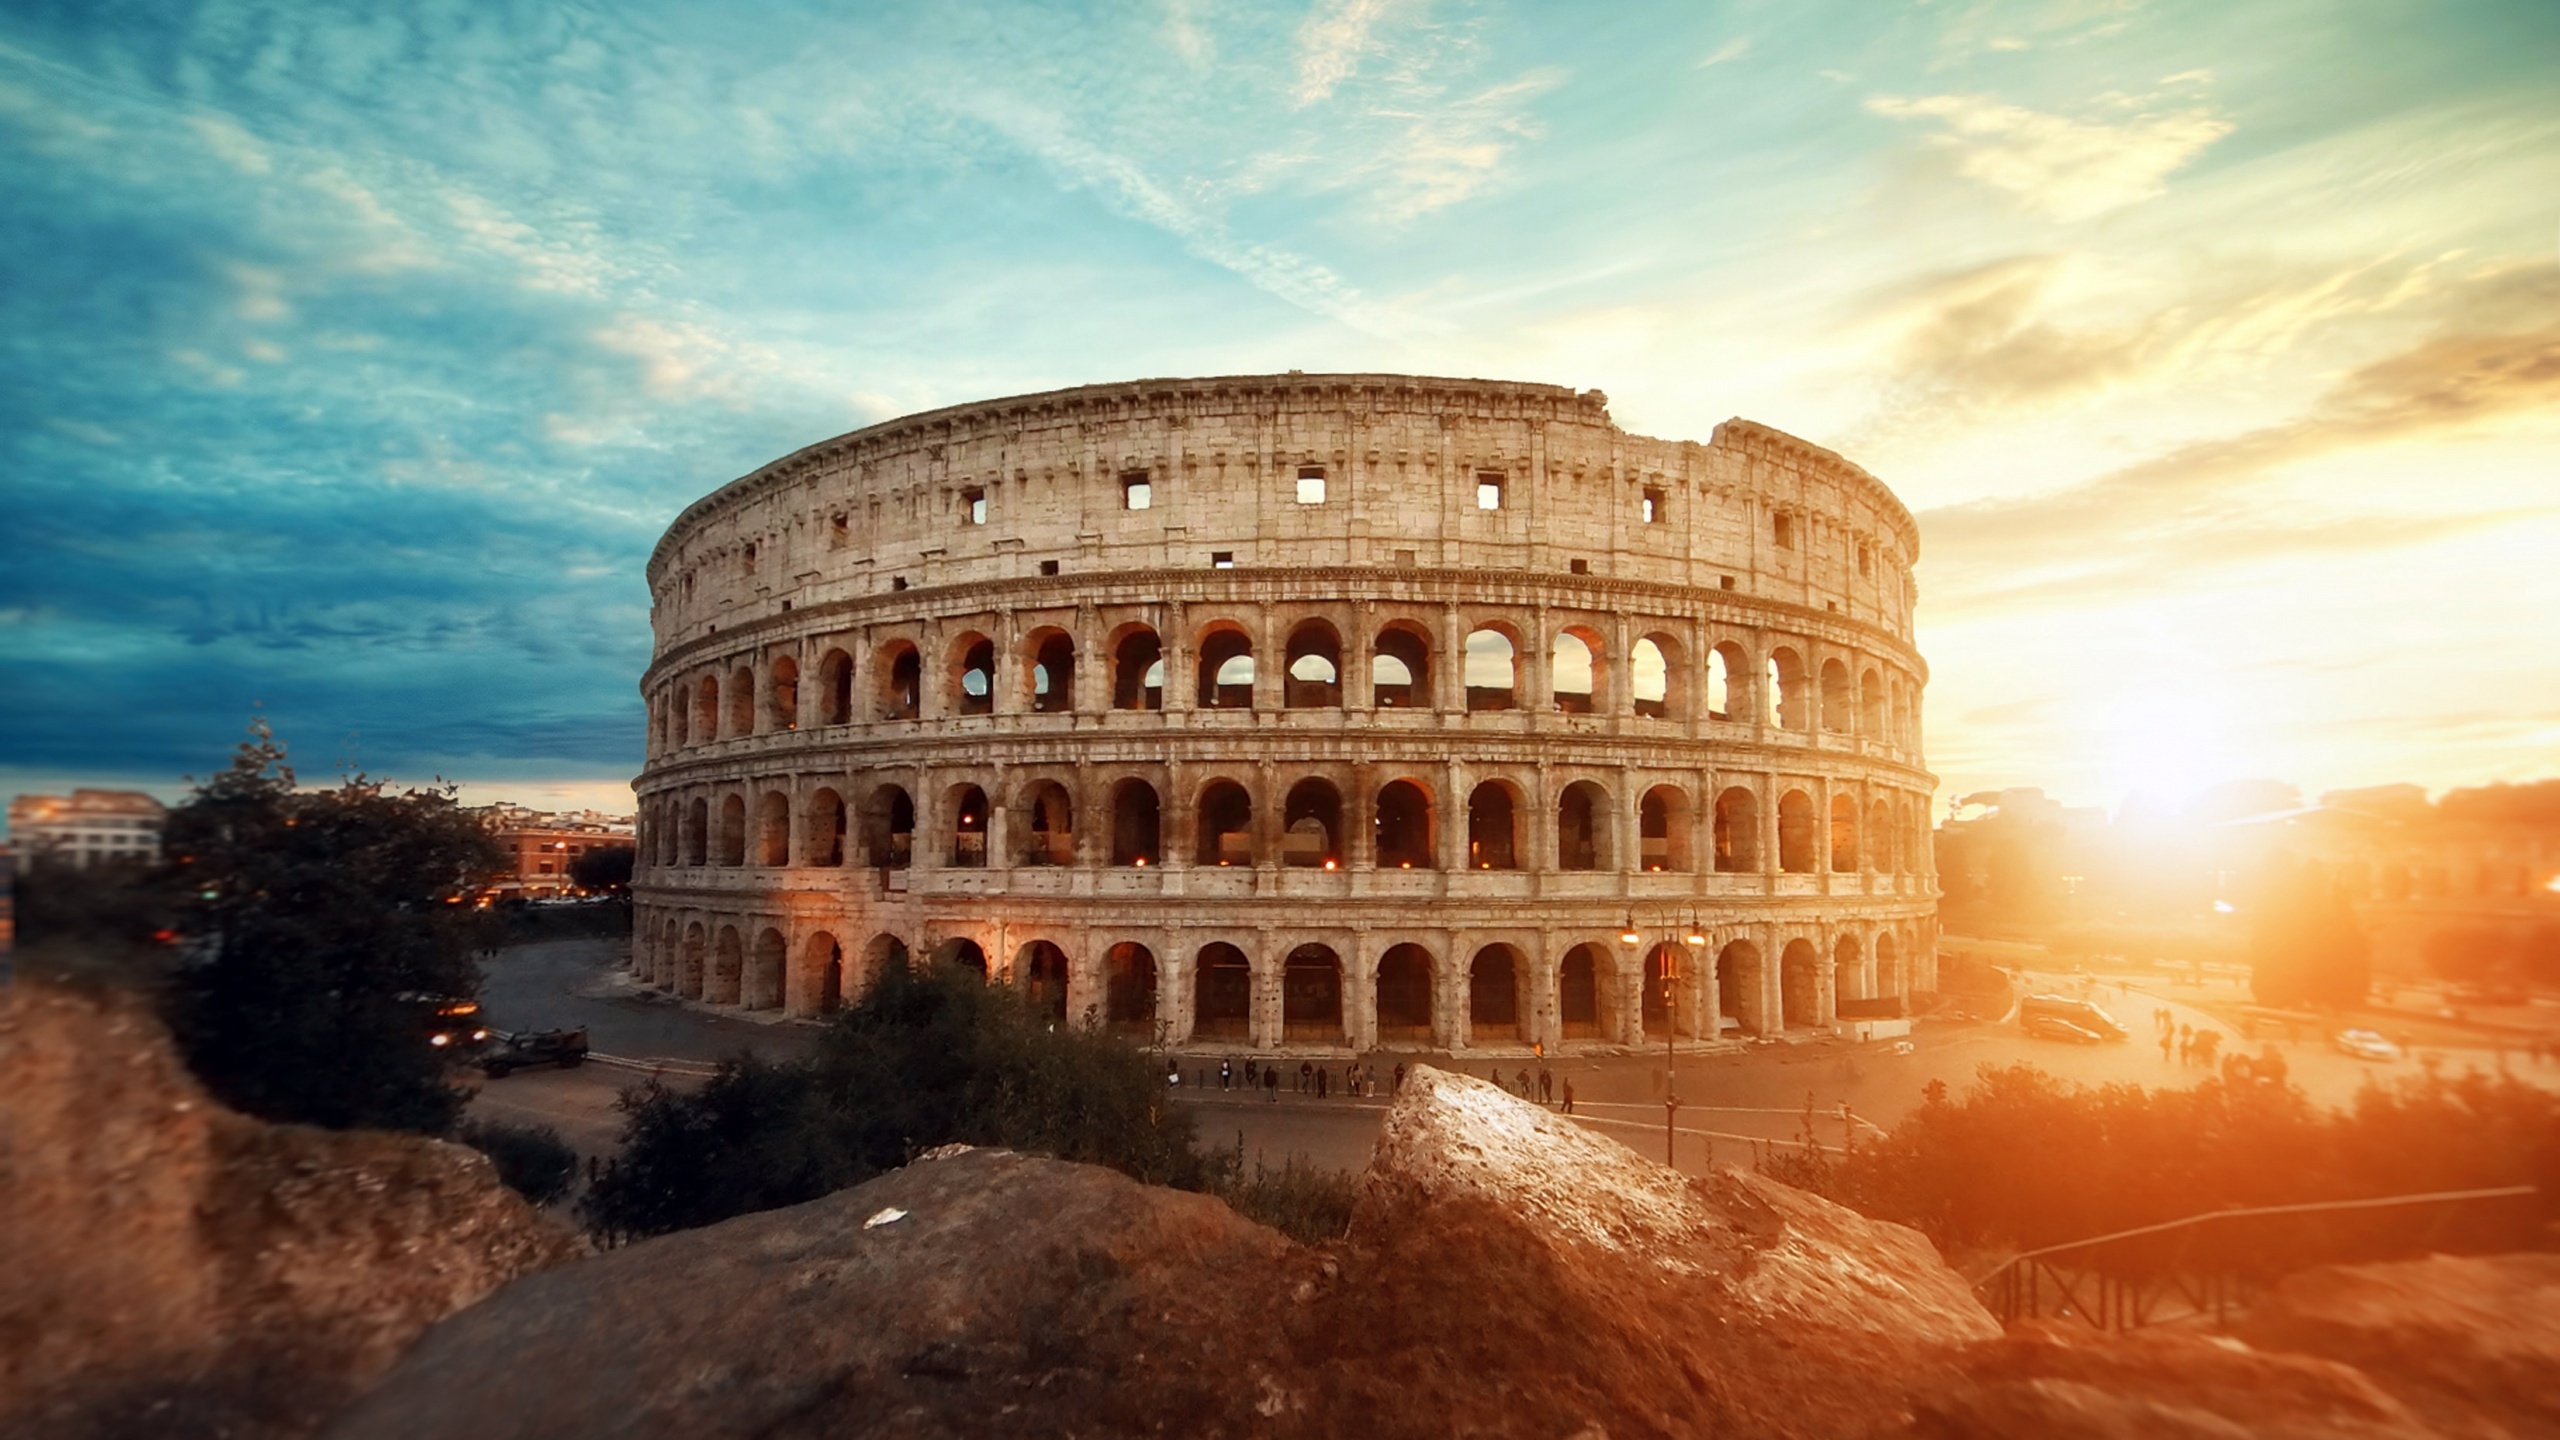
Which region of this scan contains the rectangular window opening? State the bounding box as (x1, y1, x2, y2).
(742, 542, 758, 574)
(890, 576, 908, 591)
(1296, 466, 1327, 505)
(1121, 472, 1153, 510)
(1568, 558, 1590, 575)
(1038, 559, 1060, 576)
(961, 487, 986, 525)
(829, 514, 849, 549)
(1719, 574, 1736, 590)
(1394, 548, 1417, 566)
(1858, 544, 1872, 576)
(1642, 487, 1665, 524)
(1210, 551, 1235, 569)
(1773, 513, 1794, 549)
(1476, 472, 1504, 510)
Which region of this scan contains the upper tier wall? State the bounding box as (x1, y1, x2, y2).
(647, 375, 1919, 653)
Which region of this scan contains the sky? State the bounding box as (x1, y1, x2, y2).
(1, 0, 2555, 829)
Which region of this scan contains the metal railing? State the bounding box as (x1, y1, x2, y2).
(1969, 1185, 2539, 1331)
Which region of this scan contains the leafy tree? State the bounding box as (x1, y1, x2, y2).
(2249, 859, 2370, 1008)
(581, 957, 1214, 1240)
(567, 842, 635, 896)
(10, 851, 182, 983)
(458, 1119, 580, 1206)
(162, 721, 503, 1134)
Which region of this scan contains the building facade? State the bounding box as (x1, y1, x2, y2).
(473, 805, 636, 898)
(630, 374, 1937, 1052)
(6, 789, 166, 869)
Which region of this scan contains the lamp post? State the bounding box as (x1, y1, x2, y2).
(1624, 913, 1682, 1169)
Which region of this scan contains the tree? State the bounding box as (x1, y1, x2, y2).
(567, 842, 635, 896)
(163, 721, 504, 1134)
(2248, 859, 2371, 1009)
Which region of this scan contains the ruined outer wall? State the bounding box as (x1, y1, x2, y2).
(630, 374, 1937, 1052)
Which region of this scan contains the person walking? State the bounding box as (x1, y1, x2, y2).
(1264, 1066, 1279, 1102)
(1393, 1061, 1407, 1094)
(1560, 1078, 1576, 1115)
(1516, 1068, 1531, 1097)
(1220, 1057, 1233, 1091)
(1299, 1059, 1314, 1094)
(1538, 1068, 1553, 1104)
(1316, 1066, 1329, 1100)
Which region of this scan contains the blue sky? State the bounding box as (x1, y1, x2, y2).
(3, 0, 2555, 823)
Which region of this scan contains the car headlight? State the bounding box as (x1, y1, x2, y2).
(471, 1030, 489, 1041)
(430, 1033, 449, 1046)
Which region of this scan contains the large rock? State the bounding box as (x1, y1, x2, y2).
(2239, 1253, 2560, 1438)
(334, 1063, 1997, 1439)
(0, 982, 581, 1440)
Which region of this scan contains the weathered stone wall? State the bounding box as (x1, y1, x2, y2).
(630, 375, 1937, 1053)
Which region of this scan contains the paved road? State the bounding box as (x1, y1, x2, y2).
(463, 938, 2558, 1180)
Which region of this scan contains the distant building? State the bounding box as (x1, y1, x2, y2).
(6, 789, 167, 869)
(474, 805, 635, 898)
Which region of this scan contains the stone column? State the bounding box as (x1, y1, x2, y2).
(1165, 604, 1194, 715)
(1252, 602, 1282, 712)
(1436, 604, 1464, 713)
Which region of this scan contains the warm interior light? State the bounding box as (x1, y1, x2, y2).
(1323, 858, 1337, 870)
(1135, 856, 1147, 867)
(1686, 929, 1706, 947)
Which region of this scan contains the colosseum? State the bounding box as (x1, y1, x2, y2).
(630, 373, 1935, 1055)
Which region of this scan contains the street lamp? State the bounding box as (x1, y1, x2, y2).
(1626, 915, 1685, 1169)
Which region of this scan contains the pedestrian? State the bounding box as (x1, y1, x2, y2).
(1538, 1067, 1553, 1104)
(1561, 1079, 1576, 1115)
(2159, 1030, 2173, 1062)
(1264, 1066, 1279, 1102)
(1393, 1061, 1407, 1093)
(1220, 1057, 1233, 1091)
(1316, 1066, 1329, 1100)
(1299, 1059, 1314, 1094)
(1245, 1058, 1260, 1089)
(1516, 1068, 1531, 1096)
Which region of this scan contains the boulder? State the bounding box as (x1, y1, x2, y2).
(334, 1063, 1997, 1439)
(0, 982, 581, 1440)
(2239, 1253, 2560, 1438)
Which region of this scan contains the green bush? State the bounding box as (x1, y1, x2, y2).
(458, 1119, 579, 1206)
(1208, 1146, 1358, 1244)
(581, 958, 1211, 1241)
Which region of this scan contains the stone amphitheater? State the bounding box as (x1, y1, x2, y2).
(630, 374, 1936, 1054)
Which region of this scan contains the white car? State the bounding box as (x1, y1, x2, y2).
(2332, 1028, 2403, 1062)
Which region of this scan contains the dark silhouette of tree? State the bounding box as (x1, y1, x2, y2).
(2249, 858, 2370, 1009)
(567, 842, 635, 896)
(163, 721, 503, 1134)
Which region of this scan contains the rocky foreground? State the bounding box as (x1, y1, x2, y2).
(7, 981, 2557, 1439)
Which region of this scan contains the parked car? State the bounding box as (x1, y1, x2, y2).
(400, 993, 491, 1053)
(2018, 994, 2130, 1042)
(2024, 1014, 2106, 1044)
(2332, 1028, 2404, 1062)
(478, 1027, 591, 1078)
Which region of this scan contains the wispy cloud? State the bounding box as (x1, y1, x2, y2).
(1867, 91, 2232, 220)
(1697, 37, 1750, 69)
(1293, 0, 1414, 106)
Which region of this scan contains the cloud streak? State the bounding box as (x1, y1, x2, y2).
(1868, 91, 2232, 220)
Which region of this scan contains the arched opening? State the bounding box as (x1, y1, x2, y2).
(1374, 943, 1434, 1041)
(1868, 798, 1894, 873)
(768, 656, 800, 731)
(1550, 629, 1600, 713)
(1778, 790, 1817, 874)
(1821, 659, 1852, 733)
(1197, 627, 1255, 709)
(1283, 944, 1344, 1043)
(1558, 944, 1607, 1039)
(1833, 933, 1866, 1006)
(1196, 779, 1254, 866)
(805, 788, 845, 867)
(1780, 938, 1822, 1027)
(1769, 648, 1808, 730)
(1631, 635, 1673, 719)
(1018, 940, 1070, 1021)
(1373, 779, 1434, 869)
(1282, 778, 1342, 868)
(1830, 793, 1859, 873)
(806, 932, 844, 1014)
(1639, 786, 1691, 871)
(1467, 945, 1523, 1042)
(710, 926, 744, 1005)
(1372, 624, 1431, 708)
(1192, 943, 1251, 1039)
(1707, 642, 1747, 722)
(933, 937, 989, 979)
(684, 797, 708, 866)
(1860, 667, 1885, 737)
(1019, 782, 1074, 866)
(863, 933, 909, 992)
(955, 636, 997, 717)
(756, 791, 790, 867)
(1643, 942, 1691, 1040)
(818, 649, 853, 726)
(868, 785, 914, 870)
(679, 923, 706, 999)
(882, 644, 921, 721)
(1557, 780, 1610, 871)
(1466, 781, 1519, 870)
(747, 928, 786, 1010)
(669, 689, 689, 749)
(729, 667, 755, 737)
(1028, 630, 1076, 714)
(1713, 787, 1757, 872)
(1105, 942, 1157, 1031)
(1717, 940, 1763, 1035)
(695, 675, 719, 742)
(949, 784, 989, 868)
(1111, 627, 1164, 710)
(1283, 620, 1342, 708)
(1110, 779, 1161, 866)
(717, 793, 747, 867)
(1463, 628, 1517, 711)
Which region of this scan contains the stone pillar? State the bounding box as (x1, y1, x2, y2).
(1436, 604, 1464, 713)
(992, 608, 1021, 715)
(1252, 928, 1279, 1049)
(1349, 930, 1375, 1051)
(1252, 602, 1282, 712)
(1072, 604, 1104, 714)
(1345, 609, 1374, 715)
(1165, 604, 1193, 715)
(1607, 614, 1633, 719)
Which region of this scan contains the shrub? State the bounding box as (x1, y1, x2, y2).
(581, 958, 1210, 1241)
(458, 1119, 579, 1206)
(1208, 1146, 1358, 1244)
